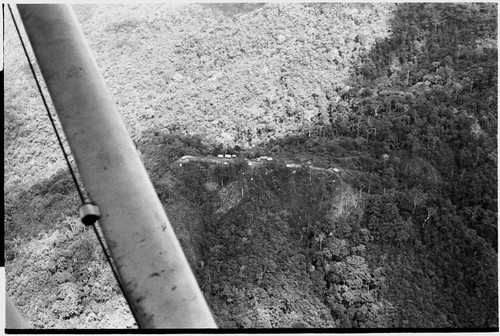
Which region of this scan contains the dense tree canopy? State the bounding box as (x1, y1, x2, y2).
(4, 2, 497, 329)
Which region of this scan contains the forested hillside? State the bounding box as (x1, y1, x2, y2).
(4, 3, 497, 329)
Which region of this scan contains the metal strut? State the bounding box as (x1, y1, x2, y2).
(17, 4, 216, 328)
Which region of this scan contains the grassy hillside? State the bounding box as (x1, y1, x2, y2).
(4, 3, 497, 329)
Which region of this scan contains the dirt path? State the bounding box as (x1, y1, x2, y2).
(173, 155, 343, 175)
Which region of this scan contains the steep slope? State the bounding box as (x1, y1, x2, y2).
(4, 3, 497, 329)
(145, 137, 393, 328)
